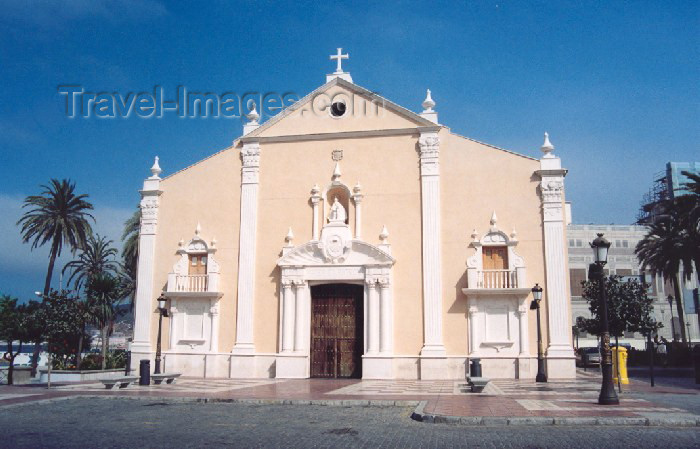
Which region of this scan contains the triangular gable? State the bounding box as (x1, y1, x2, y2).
(246, 78, 438, 139)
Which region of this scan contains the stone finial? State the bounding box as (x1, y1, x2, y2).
(178, 239, 184, 248)
(150, 156, 162, 179)
(489, 211, 498, 233)
(285, 227, 294, 247)
(243, 101, 261, 136)
(353, 181, 362, 194)
(211, 238, 217, 248)
(422, 89, 435, 112)
(311, 184, 321, 196)
(541, 132, 555, 157)
(471, 229, 479, 242)
(195, 222, 201, 236)
(510, 228, 518, 242)
(379, 225, 389, 244)
(246, 102, 260, 124)
(332, 162, 342, 181)
(420, 89, 438, 124)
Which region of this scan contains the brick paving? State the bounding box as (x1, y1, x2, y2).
(1, 369, 698, 425)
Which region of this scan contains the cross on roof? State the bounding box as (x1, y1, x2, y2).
(330, 48, 349, 74)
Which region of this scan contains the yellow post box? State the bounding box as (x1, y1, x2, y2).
(612, 346, 629, 385)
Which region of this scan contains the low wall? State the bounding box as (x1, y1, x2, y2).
(38, 368, 125, 382)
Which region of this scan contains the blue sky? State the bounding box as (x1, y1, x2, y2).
(1, 0, 698, 299)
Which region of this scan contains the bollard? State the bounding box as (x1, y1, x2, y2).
(470, 358, 482, 378)
(693, 346, 700, 384)
(612, 347, 629, 386)
(139, 359, 151, 386)
(125, 351, 131, 376)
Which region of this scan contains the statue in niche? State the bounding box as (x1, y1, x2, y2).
(328, 197, 346, 223)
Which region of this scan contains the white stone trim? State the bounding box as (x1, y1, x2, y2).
(536, 146, 575, 365)
(233, 141, 261, 354)
(466, 213, 527, 289)
(276, 237, 394, 378)
(418, 131, 445, 357)
(131, 160, 162, 356)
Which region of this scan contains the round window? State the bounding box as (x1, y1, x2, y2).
(330, 101, 346, 117)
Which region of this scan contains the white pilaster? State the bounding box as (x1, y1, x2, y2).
(418, 130, 446, 356)
(536, 133, 575, 377)
(293, 281, 307, 352)
(210, 301, 220, 352)
(517, 306, 529, 356)
(168, 302, 179, 350)
(281, 280, 295, 353)
(131, 157, 163, 358)
(367, 278, 380, 354)
(352, 183, 363, 239)
(311, 185, 321, 241)
(379, 277, 393, 354)
(468, 305, 478, 355)
(233, 141, 261, 354)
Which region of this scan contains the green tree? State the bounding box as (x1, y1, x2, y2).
(0, 296, 31, 384)
(86, 273, 124, 370)
(62, 234, 119, 291)
(17, 179, 94, 374)
(41, 290, 91, 370)
(578, 274, 659, 343)
(636, 208, 693, 343)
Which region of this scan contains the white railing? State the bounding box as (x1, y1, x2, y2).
(174, 274, 209, 292)
(478, 270, 518, 289)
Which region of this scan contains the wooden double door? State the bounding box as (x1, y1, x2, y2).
(310, 283, 363, 379)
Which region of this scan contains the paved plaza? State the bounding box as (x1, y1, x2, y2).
(1, 369, 699, 444)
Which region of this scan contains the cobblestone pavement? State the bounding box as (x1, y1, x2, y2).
(2, 397, 699, 449)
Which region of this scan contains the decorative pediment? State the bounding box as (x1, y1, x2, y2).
(278, 240, 394, 267)
(172, 224, 220, 275)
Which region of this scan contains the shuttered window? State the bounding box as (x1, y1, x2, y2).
(570, 268, 587, 297)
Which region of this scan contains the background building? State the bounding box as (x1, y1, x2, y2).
(569, 162, 700, 350)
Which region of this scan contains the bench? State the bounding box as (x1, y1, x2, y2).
(151, 373, 182, 385)
(466, 376, 490, 393)
(100, 376, 139, 389)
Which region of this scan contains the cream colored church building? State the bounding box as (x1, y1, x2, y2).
(130, 50, 575, 380)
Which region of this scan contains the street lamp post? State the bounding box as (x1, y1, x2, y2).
(530, 283, 546, 383)
(668, 295, 676, 341)
(590, 233, 619, 405)
(154, 294, 169, 375)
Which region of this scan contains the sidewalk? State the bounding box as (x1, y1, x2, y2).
(1, 369, 698, 427)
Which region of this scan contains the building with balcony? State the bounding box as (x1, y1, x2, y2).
(567, 223, 700, 349)
(130, 51, 575, 380)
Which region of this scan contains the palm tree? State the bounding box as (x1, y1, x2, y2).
(121, 208, 140, 279)
(676, 171, 700, 278)
(17, 179, 94, 375)
(86, 273, 124, 370)
(120, 208, 140, 312)
(636, 207, 694, 343)
(62, 234, 120, 291)
(17, 179, 95, 297)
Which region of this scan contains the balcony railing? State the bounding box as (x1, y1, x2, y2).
(166, 272, 219, 294)
(466, 266, 526, 290)
(478, 270, 518, 289)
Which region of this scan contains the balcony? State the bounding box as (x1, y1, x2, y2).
(464, 266, 529, 296)
(477, 269, 519, 289)
(166, 273, 220, 297)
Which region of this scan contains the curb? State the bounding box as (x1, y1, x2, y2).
(409, 401, 700, 427)
(0, 394, 420, 409)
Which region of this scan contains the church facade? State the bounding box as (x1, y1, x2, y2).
(130, 51, 575, 380)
